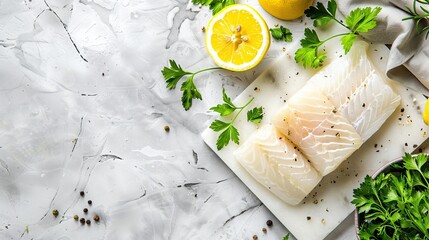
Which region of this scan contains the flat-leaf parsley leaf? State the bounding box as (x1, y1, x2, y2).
(192, 0, 235, 15)
(247, 107, 264, 123)
(210, 88, 263, 150)
(352, 153, 429, 239)
(296, 0, 381, 68)
(270, 26, 293, 42)
(162, 60, 221, 110)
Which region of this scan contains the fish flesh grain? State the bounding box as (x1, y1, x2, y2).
(307, 41, 401, 142)
(234, 41, 400, 205)
(272, 87, 364, 176)
(273, 41, 400, 176)
(234, 125, 322, 205)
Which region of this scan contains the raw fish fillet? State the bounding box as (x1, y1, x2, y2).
(273, 41, 399, 176)
(234, 125, 322, 205)
(272, 87, 363, 176)
(307, 41, 401, 141)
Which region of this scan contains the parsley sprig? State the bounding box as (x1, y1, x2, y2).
(352, 153, 429, 239)
(210, 88, 263, 150)
(191, 0, 235, 15)
(162, 60, 221, 111)
(295, 0, 381, 68)
(270, 26, 293, 42)
(403, 0, 429, 39)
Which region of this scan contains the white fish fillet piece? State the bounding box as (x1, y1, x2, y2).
(234, 125, 322, 205)
(273, 87, 363, 176)
(307, 41, 401, 141)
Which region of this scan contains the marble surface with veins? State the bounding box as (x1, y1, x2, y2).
(0, 0, 292, 239)
(0, 0, 427, 239)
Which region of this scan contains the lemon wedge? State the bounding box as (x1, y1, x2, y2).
(258, 0, 313, 20)
(205, 4, 270, 72)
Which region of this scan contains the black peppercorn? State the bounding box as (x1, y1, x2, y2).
(83, 208, 88, 214)
(86, 219, 91, 225)
(80, 191, 85, 197)
(93, 215, 100, 222)
(88, 200, 92, 205)
(266, 219, 273, 227)
(80, 218, 85, 224)
(73, 215, 79, 221)
(52, 209, 59, 217)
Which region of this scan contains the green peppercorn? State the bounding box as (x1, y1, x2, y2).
(73, 215, 79, 221)
(164, 125, 170, 132)
(80, 218, 85, 224)
(253, 235, 258, 240)
(93, 215, 100, 222)
(52, 209, 59, 217)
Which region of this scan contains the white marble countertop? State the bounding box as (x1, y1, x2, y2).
(0, 0, 427, 239)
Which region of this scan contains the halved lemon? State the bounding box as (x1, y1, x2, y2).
(205, 4, 270, 72)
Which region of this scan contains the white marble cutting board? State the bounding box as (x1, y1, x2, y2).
(201, 28, 429, 239)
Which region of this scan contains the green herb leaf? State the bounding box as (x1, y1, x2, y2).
(403, 0, 429, 39)
(216, 125, 239, 150)
(222, 88, 235, 108)
(340, 33, 357, 54)
(295, 1, 381, 69)
(162, 60, 191, 89)
(162, 60, 221, 111)
(210, 104, 236, 116)
(247, 107, 264, 123)
(270, 26, 293, 42)
(210, 90, 262, 150)
(352, 153, 429, 239)
(180, 75, 202, 111)
(346, 7, 382, 33)
(300, 28, 322, 48)
(295, 47, 327, 69)
(295, 28, 326, 68)
(305, 0, 337, 27)
(283, 233, 290, 240)
(209, 119, 229, 132)
(192, 0, 235, 15)
(404, 152, 427, 171)
(210, 88, 238, 116)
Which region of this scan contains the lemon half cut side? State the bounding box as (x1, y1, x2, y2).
(205, 4, 270, 72)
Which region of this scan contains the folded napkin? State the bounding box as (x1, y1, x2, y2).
(338, 0, 429, 89)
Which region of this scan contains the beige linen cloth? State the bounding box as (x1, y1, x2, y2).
(338, 0, 429, 88)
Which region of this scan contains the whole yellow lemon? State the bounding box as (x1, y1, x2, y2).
(258, 0, 314, 20)
(423, 98, 429, 125)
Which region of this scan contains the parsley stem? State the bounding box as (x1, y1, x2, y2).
(312, 32, 353, 59)
(333, 18, 349, 30)
(320, 32, 353, 45)
(192, 67, 223, 76)
(230, 97, 255, 124)
(417, 169, 429, 189)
